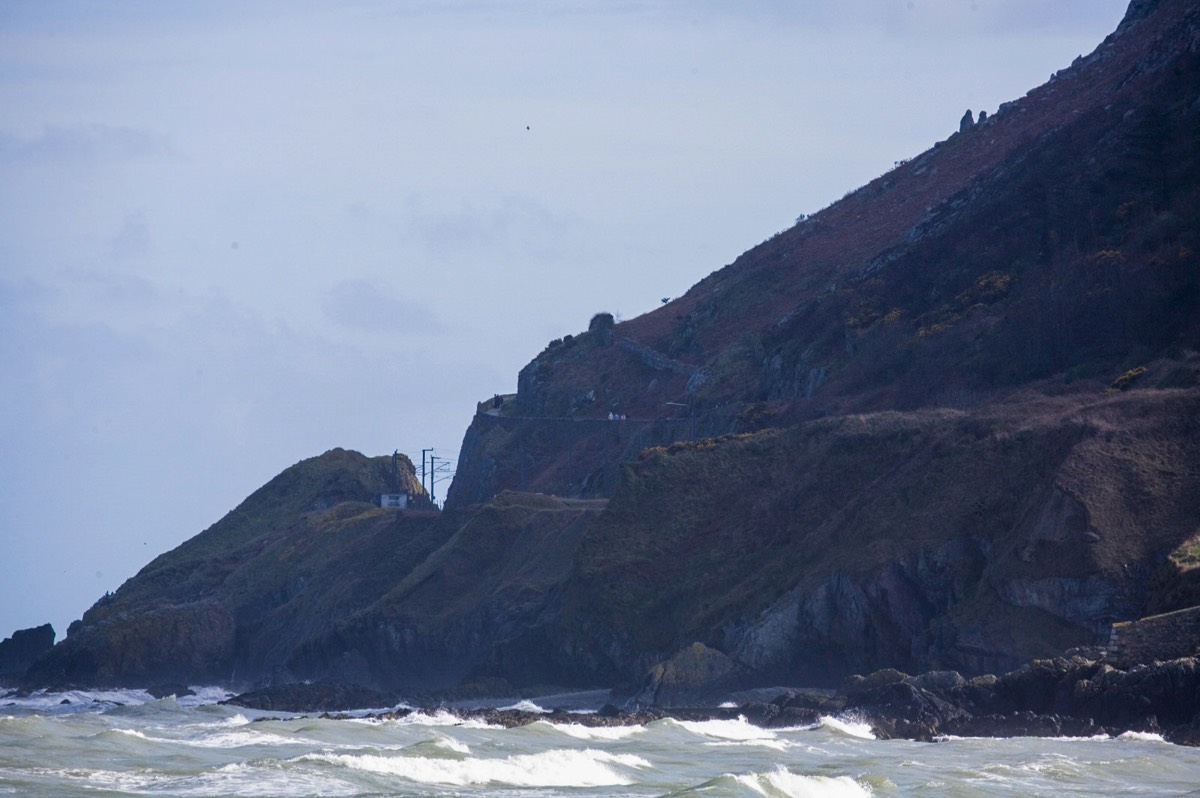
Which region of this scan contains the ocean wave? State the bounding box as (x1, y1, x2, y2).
(384, 709, 501, 729)
(303, 746, 652, 787)
(179, 727, 305, 749)
(704, 737, 792, 752)
(1, 688, 154, 712)
(1115, 730, 1166, 743)
(817, 715, 876, 740)
(28, 761, 361, 797)
(175, 686, 235, 707)
(498, 699, 551, 713)
(396, 734, 473, 759)
(667, 716, 781, 742)
(684, 768, 873, 798)
(535, 720, 645, 741)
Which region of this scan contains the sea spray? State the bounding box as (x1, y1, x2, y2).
(3, 691, 1200, 797)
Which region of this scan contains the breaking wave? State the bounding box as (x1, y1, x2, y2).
(305, 747, 651, 787)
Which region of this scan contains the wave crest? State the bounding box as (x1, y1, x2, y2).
(305, 747, 651, 787)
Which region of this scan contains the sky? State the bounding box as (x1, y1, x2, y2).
(0, 0, 1131, 642)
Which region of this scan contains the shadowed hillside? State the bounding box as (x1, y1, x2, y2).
(18, 0, 1200, 694)
(449, 0, 1200, 507)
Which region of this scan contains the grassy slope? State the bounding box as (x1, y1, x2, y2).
(487, 0, 1200, 446)
(285, 491, 609, 690)
(548, 388, 1200, 683)
(28, 449, 442, 686)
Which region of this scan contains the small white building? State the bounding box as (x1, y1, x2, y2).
(379, 493, 410, 510)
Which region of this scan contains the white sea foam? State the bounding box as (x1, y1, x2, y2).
(107, 720, 302, 750)
(175, 686, 235, 707)
(818, 715, 876, 740)
(706, 737, 791, 752)
(2, 688, 155, 711)
(181, 727, 303, 749)
(388, 709, 500, 729)
(499, 699, 551, 713)
(541, 721, 645, 741)
(671, 716, 780, 741)
(52, 761, 360, 797)
(1115, 730, 1166, 743)
(733, 767, 873, 798)
(216, 713, 252, 728)
(305, 747, 651, 787)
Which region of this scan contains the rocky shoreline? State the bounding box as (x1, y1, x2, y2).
(219, 654, 1200, 747)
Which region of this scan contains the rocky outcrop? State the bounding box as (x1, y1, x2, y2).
(223, 681, 399, 712)
(225, 656, 1200, 748)
(24, 449, 433, 689)
(627, 642, 749, 707)
(528, 390, 1200, 689)
(0, 624, 54, 683)
(843, 655, 1200, 745)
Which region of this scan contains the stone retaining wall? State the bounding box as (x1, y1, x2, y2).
(1106, 605, 1200, 666)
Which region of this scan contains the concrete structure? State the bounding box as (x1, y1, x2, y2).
(379, 493, 410, 510)
(1106, 606, 1200, 666)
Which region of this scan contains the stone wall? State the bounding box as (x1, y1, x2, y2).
(1106, 605, 1200, 666)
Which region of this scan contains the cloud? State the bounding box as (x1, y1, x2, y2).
(0, 124, 175, 166)
(107, 212, 152, 259)
(400, 194, 575, 258)
(322, 278, 442, 334)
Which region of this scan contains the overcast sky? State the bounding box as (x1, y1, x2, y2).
(0, 1, 1130, 642)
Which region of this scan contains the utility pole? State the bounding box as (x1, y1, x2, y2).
(421, 447, 433, 498)
(429, 455, 440, 505)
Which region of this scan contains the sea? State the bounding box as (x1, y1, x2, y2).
(2, 687, 1199, 797)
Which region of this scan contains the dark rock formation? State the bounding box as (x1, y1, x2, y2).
(24, 449, 435, 689)
(628, 642, 750, 707)
(246, 656, 1200, 748)
(838, 655, 1200, 744)
(223, 682, 399, 712)
(958, 109, 975, 133)
(0, 624, 54, 683)
(146, 683, 196, 700)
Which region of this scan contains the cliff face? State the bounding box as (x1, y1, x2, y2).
(448, 0, 1200, 507)
(285, 492, 607, 691)
(437, 0, 1200, 688)
(23, 0, 1200, 694)
(0, 625, 54, 683)
(534, 391, 1200, 687)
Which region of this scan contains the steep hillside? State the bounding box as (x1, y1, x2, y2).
(21, 0, 1200, 695)
(449, 0, 1200, 506)
(513, 390, 1200, 687)
(23, 451, 609, 692)
(25, 449, 442, 687)
(286, 491, 607, 691)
